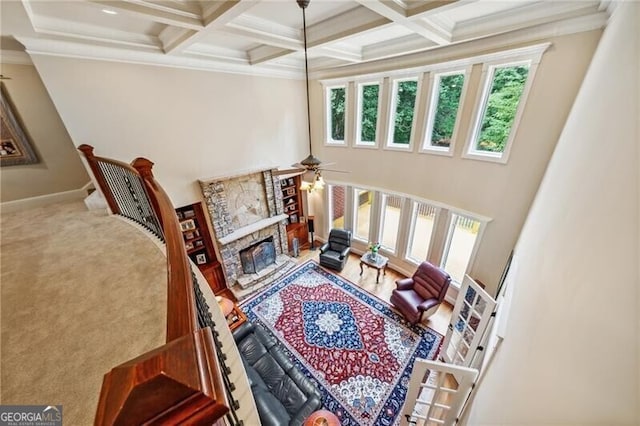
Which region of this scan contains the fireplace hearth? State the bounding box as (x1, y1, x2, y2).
(239, 237, 276, 275)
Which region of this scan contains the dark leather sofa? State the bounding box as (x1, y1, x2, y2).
(232, 322, 322, 426)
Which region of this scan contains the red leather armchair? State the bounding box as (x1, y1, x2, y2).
(390, 261, 451, 324)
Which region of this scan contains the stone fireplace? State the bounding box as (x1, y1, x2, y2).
(199, 168, 296, 297)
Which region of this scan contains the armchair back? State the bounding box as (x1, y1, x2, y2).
(328, 229, 351, 252)
(412, 261, 451, 303)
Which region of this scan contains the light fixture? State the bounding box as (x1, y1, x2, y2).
(299, 171, 324, 193)
(102, 9, 118, 15)
(296, 0, 327, 193)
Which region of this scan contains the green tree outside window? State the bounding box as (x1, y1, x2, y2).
(330, 87, 345, 141)
(431, 74, 465, 147)
(393, 80, 418, 144)
(476, 65, 529, 152)
(360, 84, 379, 142)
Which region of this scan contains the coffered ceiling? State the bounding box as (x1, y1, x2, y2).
(2, 0, 611, 78)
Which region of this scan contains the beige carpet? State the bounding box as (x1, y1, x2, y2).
(1, 201, 167, 425)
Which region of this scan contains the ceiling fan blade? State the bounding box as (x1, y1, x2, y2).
(318, 162, 336, 168)
(319, 168, 350, 173)
(273, 168, 304, 176)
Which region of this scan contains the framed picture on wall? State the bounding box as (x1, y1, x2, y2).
(0, 84, 39, 166)
(196, 253, 207, 265)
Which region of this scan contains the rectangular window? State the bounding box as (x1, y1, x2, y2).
(328, 185, 346, 229)
(379, 194, 402, 253)
(441, 214, 481, 284)
(353, 188, 373, 242)
(407, 202, 437, 263)
(422, 71, 465, 154)
(326, 85, 346, 144)
(467, 63, 530, 160)
(387, 78, 418, 148)
(356, 82, 380, 146)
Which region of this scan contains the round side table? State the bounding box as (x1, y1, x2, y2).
(304, 410, 340, 426)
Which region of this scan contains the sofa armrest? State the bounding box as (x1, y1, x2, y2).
(339, 247, 350, 260)
(418, 298, 439, 313)
(319, 242, 330, 254)
(232, 322, 255, 343)
(396, 277, 414, 291)
(289, 394, 323, 426)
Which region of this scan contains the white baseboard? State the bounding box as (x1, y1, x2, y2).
(1, 187, 88, 214)
(81, 180, 94, 191)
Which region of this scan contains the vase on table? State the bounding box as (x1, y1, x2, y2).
(370, 251, 378, 261)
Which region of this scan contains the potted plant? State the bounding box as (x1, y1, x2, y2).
(368, 242, 380, 260)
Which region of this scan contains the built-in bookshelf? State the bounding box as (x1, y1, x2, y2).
(175, 202, 226, 294)
(279, 175, 309, 253)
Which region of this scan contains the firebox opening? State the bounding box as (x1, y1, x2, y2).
(239, 237, 276, 275)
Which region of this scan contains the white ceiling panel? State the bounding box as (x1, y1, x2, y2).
(2, 0, 610, 77)
(30, 1, 165, 36)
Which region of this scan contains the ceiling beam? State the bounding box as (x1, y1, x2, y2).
(353, 0, 453, 45)
(162, 1, 257, 54)
(87, 0, 203, 30)
(247, 6, 389, 65)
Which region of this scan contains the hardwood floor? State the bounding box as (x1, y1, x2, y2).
(296, 248, 453, 336)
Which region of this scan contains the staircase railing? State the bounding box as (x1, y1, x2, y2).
(79, 145, 242, 425)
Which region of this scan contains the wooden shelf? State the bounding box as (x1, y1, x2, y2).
(175, 202, 226, 294)
(280, 175, 309, 253)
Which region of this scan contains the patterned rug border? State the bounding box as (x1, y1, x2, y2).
(240, 260, 444, 425)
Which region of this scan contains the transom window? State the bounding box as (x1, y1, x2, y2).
(387, 77, 418, 149)
(465, 62, 531, 162)
(356, 82, 380, 146)
(325, 85, 346, 145)
(422, 71, 466, 155)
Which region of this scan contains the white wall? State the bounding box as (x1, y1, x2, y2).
(309, 30, 602, 293)
(467, 2, 639, 424)
(0, 63, 89, 202)
(29, 56, 309, 208)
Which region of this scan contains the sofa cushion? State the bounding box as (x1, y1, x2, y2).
(244, 360, 268, 391)
(254, 354, 287, 389)
(236, 332, 268, 365)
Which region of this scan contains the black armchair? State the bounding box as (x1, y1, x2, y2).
(319, 228, 352, 272)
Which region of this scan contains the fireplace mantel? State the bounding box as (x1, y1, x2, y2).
(218, 214, 288, 245)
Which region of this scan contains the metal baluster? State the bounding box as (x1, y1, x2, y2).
(191, 270, 243, 426)
(97, 161, 165, 241)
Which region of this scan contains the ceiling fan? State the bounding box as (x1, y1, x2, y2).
(273, 0, 347, 186)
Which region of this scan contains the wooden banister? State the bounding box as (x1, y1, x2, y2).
(131, 157, 198, 340)
(79, 146, 230, 425)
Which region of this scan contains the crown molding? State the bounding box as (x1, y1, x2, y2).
(0, 50, 33, 65)
(17, 36, 305, 80)
(312, 12, 607, 80)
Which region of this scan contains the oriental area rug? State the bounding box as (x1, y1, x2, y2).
(240, 261, 443, 425)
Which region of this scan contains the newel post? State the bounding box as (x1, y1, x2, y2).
(132, 157, 164, 230)
(78, 144, 119, 214)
